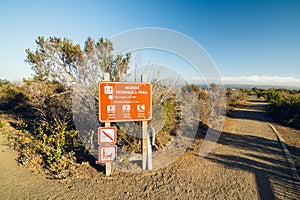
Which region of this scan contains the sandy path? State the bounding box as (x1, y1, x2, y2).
(0, 100, 299, 199)
(215, 100, 299, 199)
(0, 130, 57, 199)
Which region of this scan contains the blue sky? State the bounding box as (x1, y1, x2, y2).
(0, 0, 299, 87)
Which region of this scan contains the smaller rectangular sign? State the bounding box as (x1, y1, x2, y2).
(98, 145, 117, 163)
(98, 127, 117, 145)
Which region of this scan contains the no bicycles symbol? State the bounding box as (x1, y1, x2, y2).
(98, 127, 117, 144)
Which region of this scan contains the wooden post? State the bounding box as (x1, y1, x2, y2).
(142, 121, 148, 170)
(105, 122, 112, 176)
(104, 73, 110, 82)
(147, 124, 152, 170)
(104, 73, 112, 176)
(141, 74, 148, 170)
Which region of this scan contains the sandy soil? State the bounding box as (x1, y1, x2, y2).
(272, 124, 300, 177)
(0, 99, 299, 199)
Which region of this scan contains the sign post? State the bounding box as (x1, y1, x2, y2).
(141, 74, 149, 170)
(104, 122, 112, 176)
(98, 73, 152, 174)
(104, 74, 112, 175)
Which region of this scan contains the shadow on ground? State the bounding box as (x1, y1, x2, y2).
(204, 131, 299, 199)
(226, 100, 268, 123)
(204, 100, 300, 199)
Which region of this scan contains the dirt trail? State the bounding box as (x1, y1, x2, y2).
(0, 99, 299, 199)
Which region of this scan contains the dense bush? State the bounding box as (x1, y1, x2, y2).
(226, 88, 247, 108)
(256, 89, 300, 128)
(269, 94, 300, 127)
(0, 78, 73, 124)
(151, 82, 181, 147)
(0, 120, 5, 128)
(115, 81, 181, 152)
(115, 82, 225, 152)
(181, 83, 226, 132)
(9, 119, 80, 175)
(1, 79, 81, 177)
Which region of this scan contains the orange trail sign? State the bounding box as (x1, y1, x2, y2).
(99, 82, 152, 122)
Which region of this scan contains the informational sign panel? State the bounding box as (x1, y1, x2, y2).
(98, 145, 117, 163)
(98, 127, 117, 145)
(99, 82, 152, 122)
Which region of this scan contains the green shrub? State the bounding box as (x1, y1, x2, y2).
(256, 89, 300, 128)
(11, 118, 80, 175)
(268, 94, 300, 127)
(1, 79, 82, 177)
(115, 82, 181, 152)
(226, 88, 247, 108)
(117, 123, 142, 153)
(0, 121, 5, 128)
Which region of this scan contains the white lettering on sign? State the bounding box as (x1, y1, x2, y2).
(115, 90, 136, 95)
(138, 90, 148, 94)
(125, 86, 140, 90)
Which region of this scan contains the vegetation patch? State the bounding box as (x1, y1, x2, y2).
(0, 35, 227, 177)
(11, 119, 80, 174)
(256, 89, 300, 128)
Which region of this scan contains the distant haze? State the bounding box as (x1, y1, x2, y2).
(222, 75, 300, 89)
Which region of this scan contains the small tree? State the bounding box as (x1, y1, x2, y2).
(26, 36, 131, 86)
(25, 36, 132, 164)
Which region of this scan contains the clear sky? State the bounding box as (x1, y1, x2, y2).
(0, 0, 299, 88)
